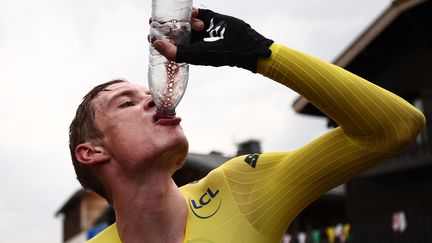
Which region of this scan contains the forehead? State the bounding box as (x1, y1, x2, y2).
(94, 82, 148, 107)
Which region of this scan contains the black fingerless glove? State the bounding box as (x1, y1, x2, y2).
(176, 9, 274, 73)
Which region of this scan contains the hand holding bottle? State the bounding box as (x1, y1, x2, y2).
(153, 9, 274, 73)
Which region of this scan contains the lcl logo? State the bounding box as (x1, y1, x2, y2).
(189, 188, 222, 219)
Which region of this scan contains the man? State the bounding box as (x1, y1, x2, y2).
(69, 8, 425, 243)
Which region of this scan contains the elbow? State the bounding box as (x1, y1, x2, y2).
(386, 110, 426, 152)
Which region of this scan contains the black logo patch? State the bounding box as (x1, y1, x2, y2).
(244, 153, 260, 168)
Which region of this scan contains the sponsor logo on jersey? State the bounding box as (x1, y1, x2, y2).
(189, 187, 222, 219)
(244, 153, 260, 168)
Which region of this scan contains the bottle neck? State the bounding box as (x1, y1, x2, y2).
(156, 110, 176, 119)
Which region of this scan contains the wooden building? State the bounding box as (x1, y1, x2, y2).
(293, 0, 432, 242)
(55, 190, 108, 243)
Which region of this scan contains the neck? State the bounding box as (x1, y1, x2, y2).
(111, 169, 187, 243)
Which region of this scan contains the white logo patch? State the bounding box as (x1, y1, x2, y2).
(204, 18, 226, 42)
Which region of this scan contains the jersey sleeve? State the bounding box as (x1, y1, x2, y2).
(219, 43, 425, 240)
(86, 223, 120, 243)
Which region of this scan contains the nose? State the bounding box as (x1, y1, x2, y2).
(144, 96, 156, 110)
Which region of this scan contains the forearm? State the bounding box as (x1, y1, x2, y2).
(257, 43, 425, 152)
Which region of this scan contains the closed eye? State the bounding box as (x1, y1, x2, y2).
(119, 101, 135, 108)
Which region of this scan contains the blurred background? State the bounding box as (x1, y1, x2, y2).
(2, 0, 431, 242)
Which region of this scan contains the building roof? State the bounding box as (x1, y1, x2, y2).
(184, 152, 231, 172)
(294, 0, 431, 116)
(55, 188, 86, 216)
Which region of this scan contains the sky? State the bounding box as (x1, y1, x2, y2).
(0, 0, 391, 242)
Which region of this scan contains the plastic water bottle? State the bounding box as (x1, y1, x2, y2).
(148, 0, 192, 118)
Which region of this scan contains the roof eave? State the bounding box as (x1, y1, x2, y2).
(294, 0, 427, 115)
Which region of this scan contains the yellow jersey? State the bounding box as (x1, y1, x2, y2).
(87, 43, 425, 242)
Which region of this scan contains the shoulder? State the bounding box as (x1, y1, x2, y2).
(180, 152, 291, 192)
(86, 223, 120, 243)
(220, 152, 290, 171)
(180, 164, 226, 196)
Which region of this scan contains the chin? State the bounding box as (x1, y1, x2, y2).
(159, 132, 189, 170)
(170, 135, 189, 169)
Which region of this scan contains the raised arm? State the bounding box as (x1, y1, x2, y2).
(258, 43, 425, 152)
(217, 43, 425, 239)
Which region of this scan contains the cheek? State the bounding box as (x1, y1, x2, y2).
(113, 124, 152, 148)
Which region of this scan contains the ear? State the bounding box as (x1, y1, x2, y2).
(75, 142, 110, 165)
